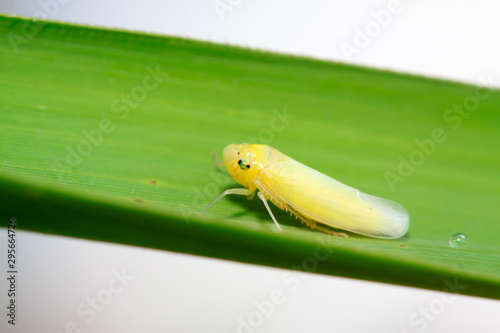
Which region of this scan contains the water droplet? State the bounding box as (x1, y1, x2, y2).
(449, 233, 468, 248)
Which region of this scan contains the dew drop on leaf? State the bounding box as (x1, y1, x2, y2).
(449, 233, 468, 248)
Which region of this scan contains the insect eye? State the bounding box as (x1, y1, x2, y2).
(237, 159, 251, 170)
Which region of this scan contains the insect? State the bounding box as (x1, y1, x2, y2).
(200, 144, 410, 238)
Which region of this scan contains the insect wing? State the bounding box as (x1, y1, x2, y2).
(255, 158, 409, 238)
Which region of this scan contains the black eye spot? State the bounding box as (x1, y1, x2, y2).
(238, 159, 250, 170)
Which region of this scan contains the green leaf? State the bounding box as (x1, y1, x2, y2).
(1, 15, 499, 299)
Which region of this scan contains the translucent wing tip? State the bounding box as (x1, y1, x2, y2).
(359, 192, 410, 239)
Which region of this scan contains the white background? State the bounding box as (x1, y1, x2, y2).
(1, 1, 500, 332)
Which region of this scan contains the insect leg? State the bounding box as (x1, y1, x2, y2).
(258, 192, 282, 232)
(306, 222, 348, 238)
(199, 188, 254, 215)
